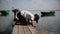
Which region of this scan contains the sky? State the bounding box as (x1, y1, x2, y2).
(0, 0, 60, 10)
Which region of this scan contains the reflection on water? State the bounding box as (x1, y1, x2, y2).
(0, 10, 60, 34)
(29, 11, 60, 32)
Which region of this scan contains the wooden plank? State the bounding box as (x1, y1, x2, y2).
(12, 25, 18, 34)
(12, 25, 39, 34)
(23, 25, 31, 34)
(28, 25, 39, 34)
(19, 25, 25, 34)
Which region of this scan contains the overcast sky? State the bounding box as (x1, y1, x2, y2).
(0, 0, 60, 10)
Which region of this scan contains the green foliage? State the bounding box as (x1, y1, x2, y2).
(0, 10, 10, 16)
(41, 11, 55, 17)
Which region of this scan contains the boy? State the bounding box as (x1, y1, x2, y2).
(12, 9, 39, 27)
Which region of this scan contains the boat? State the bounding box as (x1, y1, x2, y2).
(41, 11, 55, 17)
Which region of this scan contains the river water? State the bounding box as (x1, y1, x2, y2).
(0, 10, 60, 34)
(30, 10, 60, 32)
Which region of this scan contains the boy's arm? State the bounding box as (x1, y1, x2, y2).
(16, 12, 19, 20)
(31, 20, 36, 27)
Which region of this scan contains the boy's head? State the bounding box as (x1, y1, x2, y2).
(34, 14, 39, 23)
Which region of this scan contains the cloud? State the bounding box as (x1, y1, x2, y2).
(16, 0, 60, 10)
(0, 0, 13, 10)
(0, 0, 60, 10)
(32, 0, 60, 10)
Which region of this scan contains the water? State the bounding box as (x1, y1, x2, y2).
(0, 10, 60, 34)
(0, 10, 14, 34)
(30, 11, 60, 32)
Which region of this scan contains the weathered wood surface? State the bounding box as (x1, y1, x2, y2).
(12, 25, 39, 34)
(12, 25, 19, 34)
(28, 25, 39, 34)
(12, 25, 60, 34)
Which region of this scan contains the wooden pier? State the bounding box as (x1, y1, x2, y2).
(12, 25, 39, 34)
(12, 25, 60, 34)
